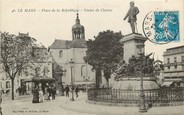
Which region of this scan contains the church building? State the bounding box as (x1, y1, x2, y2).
(49, 13, 95, 88)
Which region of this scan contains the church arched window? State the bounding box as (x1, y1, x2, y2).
(0, 82, 2, 89)
(6, 81, 10, 88)
(59, 50, 63, 58)
(43, 67, 49, 76)
(81, 65, 86, 77)
(35, 67, 41, 76)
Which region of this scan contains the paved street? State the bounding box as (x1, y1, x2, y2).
(2, 93, 96, 115)
(2, 92, 184, 115)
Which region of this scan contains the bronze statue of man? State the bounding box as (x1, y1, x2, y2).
(124, 1, 139, 33)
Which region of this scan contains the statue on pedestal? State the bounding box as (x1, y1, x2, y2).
(114, 60, 127, 75)
(124, 1, 139, 33)
(114, 53, 160, 79)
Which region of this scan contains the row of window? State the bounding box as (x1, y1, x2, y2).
(167, 65, 177, 70)
(0, 81, 10, 89)
(35, 67, 49, 76)
(167, 65, 184, 70)
(18, 67, 49, 76)
(167, 56, 184, 64)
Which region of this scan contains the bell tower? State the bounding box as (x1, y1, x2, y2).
(72, 13, 85, 40)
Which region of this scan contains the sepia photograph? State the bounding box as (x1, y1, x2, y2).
(0, 0, 184, 114)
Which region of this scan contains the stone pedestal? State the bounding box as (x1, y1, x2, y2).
(120, 33, 147, 63)
(112, 77, 160, 90)
(113, 33, 160, 90)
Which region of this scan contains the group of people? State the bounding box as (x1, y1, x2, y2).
(45, 83, 57, 100)
(32, 83, 80, 103)
(64, 85, 79, 98)
(16, 84, 27, 95)
(32, 83, 56, 103)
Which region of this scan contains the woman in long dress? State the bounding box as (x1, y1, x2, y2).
(32, 86, 39, 103)
(39, 89, 44, 103)
(38, 83, 44, 103)
(44, 84, 49, 100)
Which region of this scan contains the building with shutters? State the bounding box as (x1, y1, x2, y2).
(162, 45, 184, 86)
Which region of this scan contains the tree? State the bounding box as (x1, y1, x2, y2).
(0, 32, 37, 100)
(54, 64, 65, 86)
(54, 64, 66, 96)
(84, 30, 123, 87)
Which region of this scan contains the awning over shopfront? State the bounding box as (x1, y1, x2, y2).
(163, 73, 172, 77)
(162, 78, 183, 87)
(161, 82, 173, 87)
(32, 76, 55, 82)
(170, 73, 179, 77)
(177, 72, 184, 77)
(164, 72, 184, 78)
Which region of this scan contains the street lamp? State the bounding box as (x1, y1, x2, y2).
(69, 59, 74, 101)
(136, 43, 147, 112)
(85, 61, 89, 92)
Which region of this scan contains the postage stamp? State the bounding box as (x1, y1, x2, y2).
(142, 11, 179, 44)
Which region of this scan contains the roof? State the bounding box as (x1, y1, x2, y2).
(166, 45, 184, 51)
(70, 39, 87, 48)
(49, 39, 72, 49)
(49, 39, 87, 49)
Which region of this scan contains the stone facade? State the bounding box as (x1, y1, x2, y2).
(163, 45, 184, 85)
(119, 33, 147, 63)
(49, 14, 95, 87)
(15, 46, 53, 94)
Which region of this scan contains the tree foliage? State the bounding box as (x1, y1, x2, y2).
(84, 30, 123, 83)
(53, 64, 66, 87)
(27, 47, 50, 77)
(54, 65, 64, 80)
(0, 32, 37, 100)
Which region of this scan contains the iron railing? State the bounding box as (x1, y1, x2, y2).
(88, 88, 184, 105)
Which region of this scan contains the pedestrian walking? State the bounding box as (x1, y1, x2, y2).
(21, 85, 26, 95)
(38, 83, 44, 103)
(44, 83, 49, 100)
(0, 89, 3, 115)
(75, 86, 79, 98)
(65, 85, 70, 97)
(47, 86, 52, 100)
(32, 86, 39, 103)
(61, 85, 65, 96)
(51, 84, 56, 100)
(39, 88, 44, 103)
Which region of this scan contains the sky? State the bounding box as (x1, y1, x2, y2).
(0, 0, 184, 61)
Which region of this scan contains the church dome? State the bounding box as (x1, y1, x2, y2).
(72, 23, 84, 30)
(72, 13, 85, 40)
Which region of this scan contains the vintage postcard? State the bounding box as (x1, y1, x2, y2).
(0, 0, 184, 115)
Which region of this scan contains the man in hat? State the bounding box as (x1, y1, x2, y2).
(124, 1, 139, 33)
